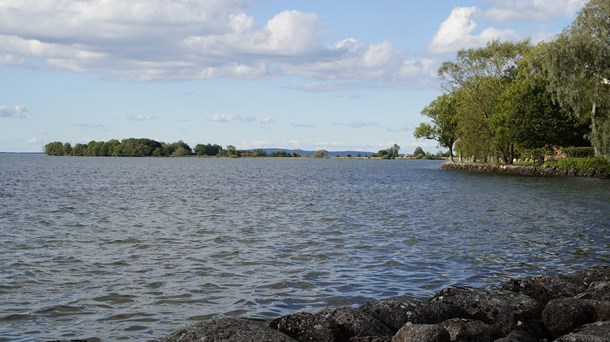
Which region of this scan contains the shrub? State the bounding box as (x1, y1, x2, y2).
(563, 147, 595, 158)
(545, 157, 610, 173)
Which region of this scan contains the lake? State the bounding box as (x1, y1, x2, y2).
(0, 155, 608, 341)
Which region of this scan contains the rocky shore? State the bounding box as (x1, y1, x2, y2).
(160, 266, 610, 341)
(441, 162, 609, 179)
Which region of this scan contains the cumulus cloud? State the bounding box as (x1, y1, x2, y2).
(429, 1, 585, 54)
(429, 7, 519, 54)
(0, 105, 27, 118)
(0, 0, 435, 87)
(259, 117, 274, 124)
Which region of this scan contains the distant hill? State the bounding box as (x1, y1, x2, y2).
(253, 148, 375, 157)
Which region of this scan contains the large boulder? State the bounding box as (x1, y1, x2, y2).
(541, 298, 610, 338)
(359, 299, 469, 332)
(270, 306, 392, 342)
(160, 318, 297, 342)
(430, 287, 544, 337)
(392, 323, 450, 342)
(438, 318, 498, 342)
(553, 320, 610, 342)
(318, 307, 393, 339)
(502, 266, 610, 306)
(270, 311, 336, 342)
(492, 330, 539, 342)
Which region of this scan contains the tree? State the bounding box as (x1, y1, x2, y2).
(501, 56, 590, 149)
(44, 141, 65, 156)
(314, 149, 328, 158)
(439, 40, 531, 163)
(414, 93, 458, 161)
(537, 0, 610, 157)
(413, 147, 425, 159)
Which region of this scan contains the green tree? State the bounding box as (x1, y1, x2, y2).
(536, 0, 610, 157)
(439, 40, 531, 163)
(169, 140, 192, 156)
(501, 56, 589, 149)
(44, 141, 65, 156)
(314, 149, 328, 158)
(414, 93, 458, 161)
(413, 146, 425, 159)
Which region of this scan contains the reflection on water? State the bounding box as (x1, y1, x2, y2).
(0, 155, 608, 341)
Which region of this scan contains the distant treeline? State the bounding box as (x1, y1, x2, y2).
(44, 139, 304, 158)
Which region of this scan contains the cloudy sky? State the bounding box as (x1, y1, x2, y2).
(0, 0, 586, 153)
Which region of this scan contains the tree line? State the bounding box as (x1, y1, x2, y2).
(415, 0, 609, 163)
(44, 139, 316, 158)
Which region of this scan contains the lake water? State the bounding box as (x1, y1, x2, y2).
(0, 155, 608, 341)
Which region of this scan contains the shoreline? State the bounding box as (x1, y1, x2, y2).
(160, 266, 610, 341)
(441, 161, 609, 179)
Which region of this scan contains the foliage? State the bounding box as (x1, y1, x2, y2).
(414, 93, 458, 161)
(545, 157, 610, 173)
(536, 0, 610, 157)
(314, 149, 328, 158)
(375, 144, 400, 159)
(194, 143, 222, 156)
(564, 147, 595, 158)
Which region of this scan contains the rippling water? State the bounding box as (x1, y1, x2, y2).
(0, 155, 608, 341)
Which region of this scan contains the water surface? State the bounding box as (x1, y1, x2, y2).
(0, 155, 608, 341)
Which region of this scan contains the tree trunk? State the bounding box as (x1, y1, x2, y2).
(591, 102, 601, 157)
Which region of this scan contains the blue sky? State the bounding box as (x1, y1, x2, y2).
(0, 0, 586, 153)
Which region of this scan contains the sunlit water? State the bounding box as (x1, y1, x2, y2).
(0, 155, 608, 341)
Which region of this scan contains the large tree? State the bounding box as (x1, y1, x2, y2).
(537, 0, 610, 157)
(438, 40, 531, 163)
(414, 93, 458, 161)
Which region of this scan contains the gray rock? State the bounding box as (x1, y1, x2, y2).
(493, 330, 539, 342)
(438, 318, 498, 342)
(160, 318, 297, 342)
(430, 287, 543, 336)
(318, 306, 393, 339)
(349, 336, 392, 342)
(542, 298, 610, 338)
(502, 266, 610, 306)
(270, 311, 336, 342)
(392, 323, 450, 342)
(359, 299, 469, 333)
(554, 320, 610, 342)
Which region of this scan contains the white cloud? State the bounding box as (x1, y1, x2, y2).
(0, 105, 27, 118)
(429, 1, 585, 54)
(207, 113, 241, 122)
(484, 0, 586, 21)
(259, 117, 274, 124)
(0, 0, 434, 87)
(429, 7, 519, 54)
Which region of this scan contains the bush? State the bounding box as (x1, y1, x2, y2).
(564, 147, 595, 158)
(545, 157, 610, 173)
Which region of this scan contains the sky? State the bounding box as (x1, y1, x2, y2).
(0, 0, 587, 153)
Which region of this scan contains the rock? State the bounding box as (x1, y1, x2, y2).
(438, 318, 498, 342)
(502, 266, 610, 306)
(270, 311, 336, 342)
(392, 323, 450, 342)
(542, 298, 610, 338)
(349, 336, 392, 342)
(493, 330, 539, 342)
(318, 306, 393, 339)
(583, 282, 610, 301)
(553, 320, 610, 342)
(359, 299, 469, 333)
(430, 287, 543, 337)
(160, 318, 297, 342)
